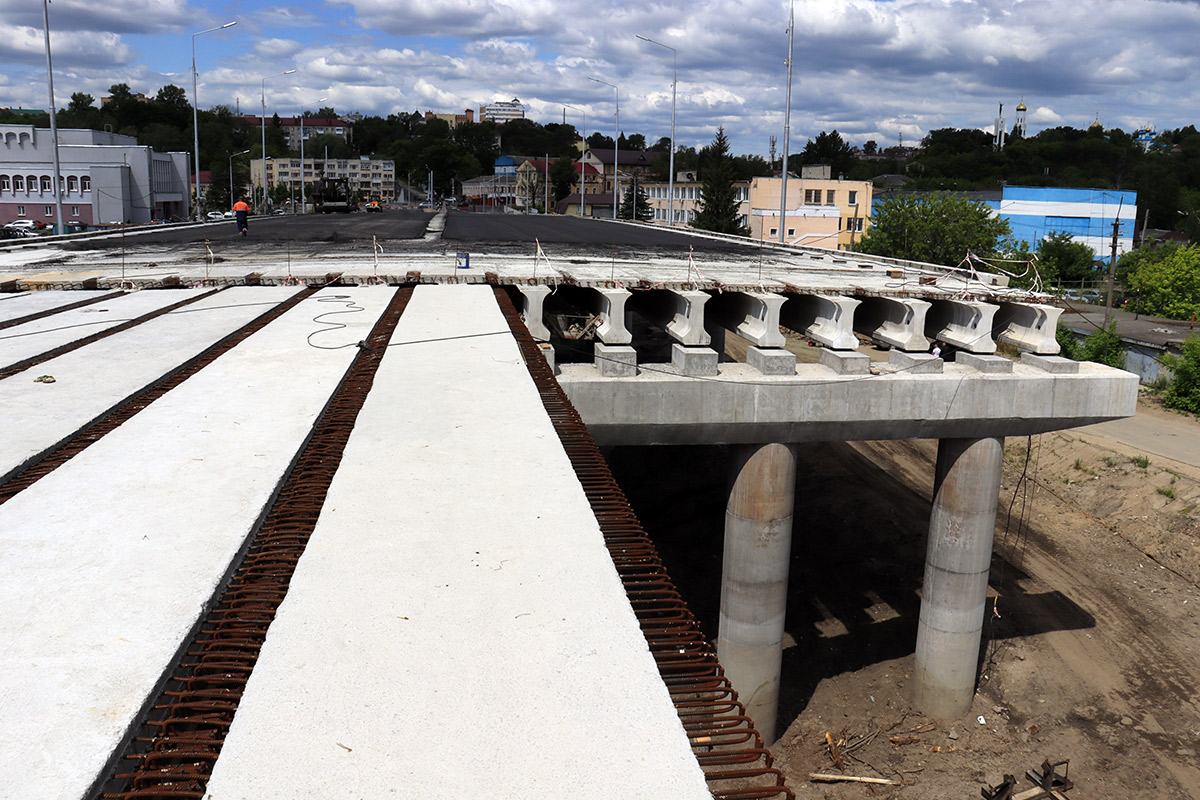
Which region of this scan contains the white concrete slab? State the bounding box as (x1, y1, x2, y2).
(0, 287, 211, 371)
(0, 290, 115, 324)
(205, 284, 710, 799)
(0, 286, 304, 477)
(0, 287, 393, 800)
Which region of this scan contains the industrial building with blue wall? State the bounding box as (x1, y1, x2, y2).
(985, 186, 1137, 257)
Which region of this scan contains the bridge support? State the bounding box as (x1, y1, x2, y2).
(912, 436, 1004, 719)
(718, 442, 797, 744)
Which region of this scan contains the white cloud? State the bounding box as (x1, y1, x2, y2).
(255, 39, 305, 59)
(6, 0, 1200, 159)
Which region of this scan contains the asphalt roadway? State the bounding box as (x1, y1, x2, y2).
(55, 209, 756, 256)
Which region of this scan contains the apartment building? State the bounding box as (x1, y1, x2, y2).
(747, 172, 872, 250)
(251, 156, 395, 204)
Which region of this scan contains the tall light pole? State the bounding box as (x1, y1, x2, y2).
(192, 21, 237, 221)
(779, 0, 795, 243)
(229, 148, 250, 208)
(260, 68, 296, 214)
(637, 35, 676, 227)
(40, 0, 64, 234)
(589, 77, 619, 220)
(563, 103, 586, 217)
(299, 96, 327, 214)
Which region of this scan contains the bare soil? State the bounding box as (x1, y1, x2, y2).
(607, 397, 1200, 799)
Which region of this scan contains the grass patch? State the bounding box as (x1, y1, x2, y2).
(1157, 486, 1177, 500)
(1131, 455, 1151, 469)
(1103, 456, 1118, 468)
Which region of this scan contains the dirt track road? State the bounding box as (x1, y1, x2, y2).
(1079, 401, 1200, 468)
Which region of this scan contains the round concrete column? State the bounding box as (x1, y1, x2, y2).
(912, 436, 1004, 718)
(717, 442, 797, 744)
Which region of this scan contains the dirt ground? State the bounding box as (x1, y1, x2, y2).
(607, 395, 1200, 799)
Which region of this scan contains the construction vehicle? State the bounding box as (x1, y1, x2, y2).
(365, 192, 383, 212)
(312, 177, 355, 213)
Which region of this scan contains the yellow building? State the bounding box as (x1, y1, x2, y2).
(747, 173, 871, 250)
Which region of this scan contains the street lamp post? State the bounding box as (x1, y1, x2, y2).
(637, 35, 676, 227)
(192, 21, 237, 221)
(563, 104, 586, 217)
(40, 0, 64, 234)
(260, 68, 296, 215)
(299, 96, 327, 214)
(779, 1, 795, 243)
(229, 149, 250, 207)
(589, 77, 619, 220)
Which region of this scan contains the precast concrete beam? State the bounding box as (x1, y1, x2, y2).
(631, 289, 712, 346)
(515, 285, 552, 341)
(706, 291, 787, 348)
(855, 296, 932, 352)
(780, 293, 861, 350)
(912, 436, 1004, 719)
(592, 287, 633, 344)
(718, 442, 797, 744)
(993, 301, 1063, 354)
(926, 299, 998, 354)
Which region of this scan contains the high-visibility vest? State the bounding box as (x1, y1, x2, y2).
(233, 201, 250, 213)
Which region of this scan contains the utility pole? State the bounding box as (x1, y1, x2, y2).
(1104, 217, 1120, 328)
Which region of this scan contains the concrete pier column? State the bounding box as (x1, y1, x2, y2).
(912, 436, 1004, 719)
(718, 442, 797, 744)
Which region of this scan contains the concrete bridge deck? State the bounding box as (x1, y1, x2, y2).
(0, 217, 1139, 796)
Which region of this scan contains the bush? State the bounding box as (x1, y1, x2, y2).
(1163, 336, 1200, 413)
(1080, 322, 1126, 369)
(1055, 322, 1081, 359)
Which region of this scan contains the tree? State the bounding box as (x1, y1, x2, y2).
(619, 177, 653, 222)
(1038, 232, 1097, 286)
(800, 130, 853, 177)
(550, 157, 576, 202)
(1125, 244, 1200, 319)
(1163, 336, 1200, 413)
(692, 128, 748, 235)
(155, 84, 190, 112)
(856, 192, 1012, 267)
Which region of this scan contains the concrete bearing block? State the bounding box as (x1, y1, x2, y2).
(671, 344, 718, 377)
(595, 342, 638, 377)
(538, 342, 557, 374)
(889, 349, 943, 374)
(1021, 353, 1079, 374)
(817, 348, 870, 375)
(957, 352, 1013, 374)
(746, 347, 796, 376)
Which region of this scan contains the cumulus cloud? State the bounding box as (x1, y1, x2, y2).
(6, 0, 1200, 158)
(0, 0, 196, 34)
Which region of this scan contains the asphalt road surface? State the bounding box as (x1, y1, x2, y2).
(55, 208, 755, 256)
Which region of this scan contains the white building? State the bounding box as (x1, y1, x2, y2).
(251, 156, 396, 204)
(479, 99, 525, 124)
(641, 172, 750, 227)
(0, 124, 190, 226)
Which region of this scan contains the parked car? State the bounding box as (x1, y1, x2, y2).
(206, 211, 224, 222)
(222, 211, 235, 219)
(4, 219, 38, 230)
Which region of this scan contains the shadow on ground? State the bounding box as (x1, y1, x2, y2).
(605, 440, 1095, 735)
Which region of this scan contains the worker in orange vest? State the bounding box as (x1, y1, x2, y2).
(232, 198, 251, 236)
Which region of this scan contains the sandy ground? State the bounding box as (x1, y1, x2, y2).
(608, 394, 1200, 799)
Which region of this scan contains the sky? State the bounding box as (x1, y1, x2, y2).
(4, 0, 1200, 160)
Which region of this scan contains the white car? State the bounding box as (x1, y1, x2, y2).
(206, 211, 224, 222)
(4, 219, 38, 230)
